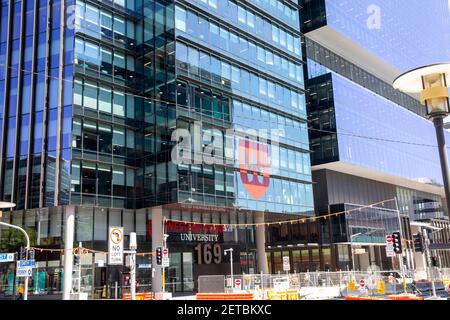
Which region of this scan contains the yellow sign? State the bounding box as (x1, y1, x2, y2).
(377, 281, 385, 295)
(347, 281, 356, 291)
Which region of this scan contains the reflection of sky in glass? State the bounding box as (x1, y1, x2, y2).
(333, 73, 450, 185)
(346, 204, 400, 244)
(325, 0, 450, 72)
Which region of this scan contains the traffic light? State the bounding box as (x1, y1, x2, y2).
(392, 232, 402, 254)
(431, 256, 438, 267)
(19, 246, 27, 260)
(74, 254, 80, 266)
(156, 247, 162, 265)
(28, 249, 35, 260)
(413, 233, 424, 253)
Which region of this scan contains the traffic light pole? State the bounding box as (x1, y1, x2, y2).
(394, 198, 407, 294)
(422, 229, 437, 298)
(0, 221, 30, 300)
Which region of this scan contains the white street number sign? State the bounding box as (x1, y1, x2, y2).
(108, 227, 124, 265)
(386, 235, 395, 257)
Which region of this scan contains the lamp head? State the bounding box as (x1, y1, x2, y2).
(393, 63, 450, 118)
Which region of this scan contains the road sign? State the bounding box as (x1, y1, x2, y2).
(0, 253, 14, 263)
(282, 256, 290, 271)
(234, 279, 242, 289)
(16, 267, 32, 278)
(359, 279, 366, 288)
(162, 247, 170, 267)
(377, 281, 385, 295)
(108, 227, 124, 265)
(162, 257, 170, 267)
(386, 235, 395, 257)
(17, 260, 36, 268)
(347, 280, 356, 291)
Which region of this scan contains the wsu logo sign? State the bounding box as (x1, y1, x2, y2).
(239, 139, 271, 200)
(171, 121, 283, 200)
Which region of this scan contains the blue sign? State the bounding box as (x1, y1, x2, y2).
(138, 264, 152, 269)
(16, 268, 32, 278)
(0, 253, 14, 262)
(17, 260, 36, 268)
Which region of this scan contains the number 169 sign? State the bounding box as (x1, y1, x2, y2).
(108, 227, 124, 265)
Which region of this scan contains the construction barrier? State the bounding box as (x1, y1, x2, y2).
(388, 295, 424, 301)
(345, 296, 384, 300)
(266, 290, 300, 300)
(196, 293, 254, 300)
(122, 292, 154, 300)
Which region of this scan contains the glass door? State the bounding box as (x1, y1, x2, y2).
(182, 252, 194, 291)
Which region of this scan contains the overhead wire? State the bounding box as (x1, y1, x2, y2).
(0, 62, 443, 149)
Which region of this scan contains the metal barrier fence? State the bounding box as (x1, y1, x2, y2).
(199, 269, 450, 298)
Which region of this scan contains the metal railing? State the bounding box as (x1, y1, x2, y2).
(199, 269, 450, 298)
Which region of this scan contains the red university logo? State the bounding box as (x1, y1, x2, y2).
(238, 139, 270, 200)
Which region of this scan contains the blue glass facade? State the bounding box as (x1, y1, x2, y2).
(333, 72, 450, 185)
(0, 0, 316, 295)
(302, 0, 450, 72)
(174, 0, 314, 214)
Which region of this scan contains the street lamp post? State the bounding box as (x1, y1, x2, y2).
(394, 64, 450, 215)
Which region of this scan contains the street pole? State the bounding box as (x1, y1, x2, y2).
(224, 248, 234, 290)
(433, 116, 450, 216)
(128, 232, 137, 300)
(422, 229, 437, 298)
(351, 242, 355, 281)
(130, 253, 136, 300)
(78, 242, 82, 294)
(162, 226, 168, 294)
(394, 198, 407, 294)
(230, 249, 234, 289)
(0, 221, 30, 300)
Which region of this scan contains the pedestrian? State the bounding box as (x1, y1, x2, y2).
(412, 279, 417, 294)
(17, 284, 24, 300)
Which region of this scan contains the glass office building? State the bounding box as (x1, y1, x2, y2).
(300, 0, 450, 270)
(0, 0, 313, 296)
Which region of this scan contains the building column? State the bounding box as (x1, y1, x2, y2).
(255, 212, 269, 274)
(63, 205, 75, 300)
(151, 207, 163, 293)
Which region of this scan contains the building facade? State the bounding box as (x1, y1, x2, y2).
(299, 0, 450, 271)
(0, 0, 313, 297)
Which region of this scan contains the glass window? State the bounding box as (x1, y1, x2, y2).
(83, 81, 98, 110)
(175, 6, 186, 32)
(113, 91, 125, 116)
(238, 6, 246, 24)
(99, 85, 112, 113)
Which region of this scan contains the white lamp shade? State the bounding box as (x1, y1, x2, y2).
(393, 63, 450, 93)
